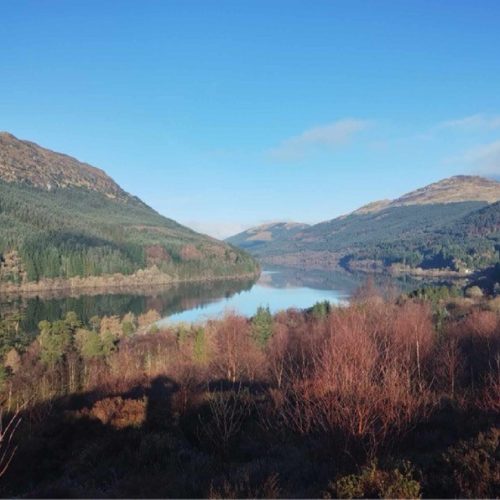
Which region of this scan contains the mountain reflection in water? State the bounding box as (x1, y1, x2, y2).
(0, 266, 434, 342)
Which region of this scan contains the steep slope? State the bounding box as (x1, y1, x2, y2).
(0, 133, 258, 289)
(229, 176, 500, 274)
(0, 132, 128, 200)
(226, 222, 310, 252)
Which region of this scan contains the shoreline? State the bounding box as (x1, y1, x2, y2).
(387, 265, 472, 279)
(261, 254, 472, 280)
(0, 267, 261, 298)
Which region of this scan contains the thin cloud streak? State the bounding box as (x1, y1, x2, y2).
(382, 113, 500, 146)
(445, 139, 500, 174)
(437, 113, 500, 131)
(268, 118, 371, 161)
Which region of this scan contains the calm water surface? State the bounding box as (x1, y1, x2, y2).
(160, 269, 352, 325)
(1, 266, 425, 341)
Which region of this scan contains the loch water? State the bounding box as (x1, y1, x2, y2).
(0, 266, 427, 340)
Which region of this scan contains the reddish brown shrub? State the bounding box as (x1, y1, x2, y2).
(208, 314, 264, 383)
(447, 309, 500, 391)
(180, 244, 203, 261)
(75, 396, 147, 428)
(145, 244, 171, 266)
(271, 301, 434, 449)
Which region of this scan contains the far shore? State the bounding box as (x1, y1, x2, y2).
(0, 267, 260, 298)
(260, 254, 472, 281)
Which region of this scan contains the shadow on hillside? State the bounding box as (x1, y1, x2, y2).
(207, 378, 270, 394)
(1, 375, 276, 498)
(1, 375, 498, 499)
(1, 376, 180, 498)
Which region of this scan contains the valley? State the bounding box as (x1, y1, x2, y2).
(227, 176, 500, 279)
(2, 3, 500, 498)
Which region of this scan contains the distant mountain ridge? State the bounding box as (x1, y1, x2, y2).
(226, 222, 310, 251)
(0, 132, 258, 289)
(228, 176, 500, 275)
(354, 176, 500, 214)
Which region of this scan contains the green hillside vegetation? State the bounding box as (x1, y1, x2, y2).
(296, 201, 485, 250)
(336, 202, 500, 272)
(0, 180, 257, 285)
(230, 187, 500, 274)
(0, 132, 259, 287)
(248, 202, 499, 271)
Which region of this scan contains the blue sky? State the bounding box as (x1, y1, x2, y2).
(2, 1, 500, 238)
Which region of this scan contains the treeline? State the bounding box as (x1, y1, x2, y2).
(339, 203, 500, 272)
(20, 232, 143, 281)
(257, 201, 500, 273)
(362, 237, 498, 272)
(0, 288, 498, 497)
(0, 181, 258, 284)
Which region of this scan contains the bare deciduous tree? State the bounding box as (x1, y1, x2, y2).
(199, 383, 250, 455)
(0, 407, 22, 478)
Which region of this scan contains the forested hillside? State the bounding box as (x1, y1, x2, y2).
(228, 177, 500, 274)
(0, 133, 258, 288)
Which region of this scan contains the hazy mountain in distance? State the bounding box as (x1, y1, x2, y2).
(226, 222, 310, 252)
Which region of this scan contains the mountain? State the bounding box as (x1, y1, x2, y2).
(0, 132, 129, 200)
(0, 132, 258, 289)
(226, 222, 310, 252)
(228, 176, 500, 275)
(354, 175, 500, 214)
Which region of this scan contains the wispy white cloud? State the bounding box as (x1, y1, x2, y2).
(268, 118, 371, 161)
(437, 113, 500, 131)
(463, 140, 500, 173)
(384, 113, 500, 145)
(446, 139, 500, 174)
